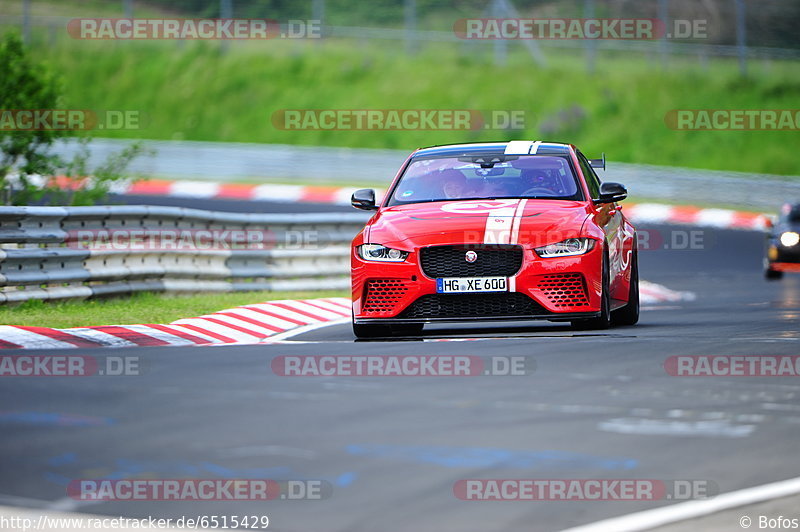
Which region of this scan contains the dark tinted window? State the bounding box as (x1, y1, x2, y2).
(783, 204, 800, 223)
(387, 155, 583, 206)
(577, 152, 601, 199)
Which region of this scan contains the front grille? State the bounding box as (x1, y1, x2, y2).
(400, 293, 546, 319)
(420, 245, 523, 278)
(537, 273, 590, 307)
(363, 279, 409, 314)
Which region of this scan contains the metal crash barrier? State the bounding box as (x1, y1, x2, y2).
(0, 206, 370, 304)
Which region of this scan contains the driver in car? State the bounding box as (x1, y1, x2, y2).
(439, 169, 474, 200)
(519, 168, 565, 196)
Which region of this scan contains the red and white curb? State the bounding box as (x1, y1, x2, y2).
(120, 179, 772, 231)
(640, 280, 696, 304)
(624, 203, 771, 231)
(0, 298, 351, 350)
(0, 285, 693, 350)
(122, 179, 368, 206)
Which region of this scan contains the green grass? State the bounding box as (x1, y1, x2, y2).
(12, 35, 798, 177)
(0, 290, 349, 328)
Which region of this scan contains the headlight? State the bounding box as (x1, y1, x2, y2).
(780, 231, 800, 247)
(358, 244, 409, 262)
(535, 238, 595, 258)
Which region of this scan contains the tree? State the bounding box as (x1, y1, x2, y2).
(0, 32, 148, 206)
(0, 32, 66, 205)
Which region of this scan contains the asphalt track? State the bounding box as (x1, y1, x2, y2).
(1, 197, 799, 531)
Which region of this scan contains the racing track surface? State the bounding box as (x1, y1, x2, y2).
(1, 199, 799, 531)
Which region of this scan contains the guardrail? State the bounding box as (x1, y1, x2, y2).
(51, 139, 800, 210)
(0, 206, 370, 304)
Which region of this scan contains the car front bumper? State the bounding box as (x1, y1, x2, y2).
(352, 243, 604, 323)
(767, 242, 800, 270)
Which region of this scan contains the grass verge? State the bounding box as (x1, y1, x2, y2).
(15, 34, 800, 177)
(0, 290, 349, 329)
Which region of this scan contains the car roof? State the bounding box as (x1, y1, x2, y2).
(413, 141, 572, 158)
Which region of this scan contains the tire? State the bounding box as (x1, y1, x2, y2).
(572, 249, 611, 330)
(612, 247, 640, 326)
(765, 267, 783, 280)
(352, 322, 423, 338)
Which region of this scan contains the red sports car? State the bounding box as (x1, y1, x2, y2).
(350, 141, 639, 338)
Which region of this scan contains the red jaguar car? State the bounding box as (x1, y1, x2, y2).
(350, 141, 639, 338)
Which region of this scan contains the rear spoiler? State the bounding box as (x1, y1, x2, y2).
(589, 153, 606, 171)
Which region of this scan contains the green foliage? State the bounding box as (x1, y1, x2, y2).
(34, 37, 800, 176)
(0, 32, 66, 204)
(0, 33, 147, 205)
(59, 138, 151, 206)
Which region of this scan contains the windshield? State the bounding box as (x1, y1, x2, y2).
(387, 155, 582, 206)
(785, 204, 800, 223)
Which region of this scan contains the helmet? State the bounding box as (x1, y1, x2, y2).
(520, 169, 562, 194)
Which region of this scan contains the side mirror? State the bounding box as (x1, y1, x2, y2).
(595, 182, 627, 204)
(589, 153, 606, 171)
(351, 188, 378, 211)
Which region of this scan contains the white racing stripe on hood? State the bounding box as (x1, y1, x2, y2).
(483, 201, 520, 244)
(483, 199, 529, 245)
(510, 199, 528, 244)
(440, 199, 531, 246)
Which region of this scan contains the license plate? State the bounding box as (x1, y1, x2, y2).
(436, 277, 508, 294)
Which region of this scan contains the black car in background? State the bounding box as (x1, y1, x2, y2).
(765, 202, 800, 280)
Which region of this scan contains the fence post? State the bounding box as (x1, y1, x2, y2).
(22, 0, 31, 44)
(490, 0, 507, 66)
(124, 0, 133, 18)
(657, 0, 668, 68)
(584, 0, 596, 74)
(495, 0, 546, 67)
(312, 0, 325, 40)
(734, 0, 747, 76)
(49, 23, 57, 47)
(220, 0, 232, 53)
(404, 0, 417, 55)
